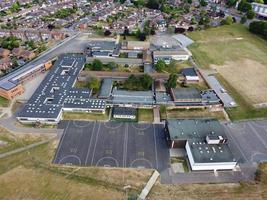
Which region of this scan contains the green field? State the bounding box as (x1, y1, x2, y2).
(0, 97, 9, 107)
(62, 111, 109, 121)
(188, 24, 267, 68)
(0, 127, 43, 154)
(188, 24, 267, 120)
(138, 109, 154, 122)
(216, 74, 267, 121)
(0, 141, 151, 200)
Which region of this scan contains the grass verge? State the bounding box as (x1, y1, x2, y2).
(138, 109, 154, 122)
(62, 111, 109, 121)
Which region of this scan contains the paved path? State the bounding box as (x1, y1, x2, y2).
(138, 170, 159, 200)
(0, 109, 59, 135)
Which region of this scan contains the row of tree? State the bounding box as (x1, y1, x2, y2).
(249, 21, 267, 40)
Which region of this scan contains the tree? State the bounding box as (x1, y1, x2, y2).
(220, 16, 234, 25)
(133, 0, 145, 7)
(123, 26, 129, 36)
(199, 0, 208, 6)
(240, 16, 247, 24)
(249, 21, 267, 40)
(107, 62, 116, 70)
(139, 74, 153, 90)
(138, 32, 146, 41)
(166, 73, 177, 89)
(92, 59, 103, 71)
(226, 0, 237, 7)
(174, 27, 186, 33)
(146, 0, 160, 9)
(254, 0, 264, 4)
(247, 10, 255, 19)
(155, 60, 166, 72)
(238, 0, 252, 13)
(88, 77, 101, 91)
(188, 26, 194, 32)
(47, 24, 55, 30)
(104, 29, 112, 36)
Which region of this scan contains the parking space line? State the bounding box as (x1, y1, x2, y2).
(84, 121, 96, 165)
(224, 125, 249, 163)
(123, 123, 128, 168)
(153, 125, 159, 170)
(90, 122, 101, 165)
(248, 122, 267, 148)
(53, 120, 70, 162)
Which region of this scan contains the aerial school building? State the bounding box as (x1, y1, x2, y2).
(17, 54, 106, 124)
(165, 119, 237, 171)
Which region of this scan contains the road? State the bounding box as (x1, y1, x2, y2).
(0, 32, 90, 88)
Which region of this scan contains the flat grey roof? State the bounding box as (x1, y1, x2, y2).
(203, 74, 237, 107)
(171, 88, 202, 101)
(155, 92, 173, 104)
(111, 89, 154, 105)
(113, 107, 137, 116)
(172, 34, 194, 47)
(18, 54, 106, 120)
(99, 78, 113, 98)
(181, 67, 197, 77)
(188, 140, 236, 163)
(167, 118, 226, 141)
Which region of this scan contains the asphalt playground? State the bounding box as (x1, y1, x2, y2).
(53, 120, 170, 171)
(223, 120, 267, 164)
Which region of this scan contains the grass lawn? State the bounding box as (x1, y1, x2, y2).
(0, 141, 151, 200)
(166, 108, 226, 121)
(138, 109, 154, 122)
(216, 74, 267, 121)
(62, 111, 109, 121)
(75, 81, 88, 88)
(188, 24, 267, 120)
(188, 24, 267, 68)
(0, 97, 9, 107)
(164, 60, 193, 73)
(0, 127, 44, 154)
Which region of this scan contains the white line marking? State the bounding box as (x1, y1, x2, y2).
(224, 126, 249, 163)
(96, 156, 119, 167)
(84, 121, 96, 165)
(153, 124, 159, 169)
(248, 122, 267, 148)
(54, 120, 70, 162)
(123, 123, 129, 168)
(130, 158, 153, 168)
(91, 122, 101, 165)
(58, 155, 82, 165)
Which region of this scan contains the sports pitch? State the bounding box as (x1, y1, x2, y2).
(53, 120, 170, 171)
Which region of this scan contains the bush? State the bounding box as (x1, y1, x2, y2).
(220, 16, 233, 25)
(249, 21, 267, 40)
(247, 10, 255, 19)
(240, 16, 247, 24)
(92, 59, 103, 71)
